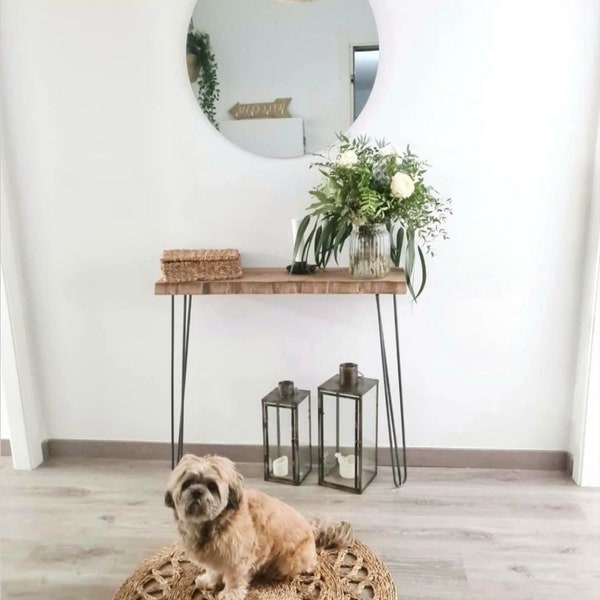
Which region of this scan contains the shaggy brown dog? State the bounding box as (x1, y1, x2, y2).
(165, 454, 352, 600)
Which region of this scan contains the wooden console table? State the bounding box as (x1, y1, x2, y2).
(155, 268, 408, 487)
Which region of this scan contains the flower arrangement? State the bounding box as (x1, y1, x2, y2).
(293, 134, 451, 299)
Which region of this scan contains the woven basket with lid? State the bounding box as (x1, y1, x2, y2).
(161, 249, 242, 283)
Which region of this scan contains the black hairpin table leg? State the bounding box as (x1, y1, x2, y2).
(170, 295, 193, 469)
(375, 294, 408, 487)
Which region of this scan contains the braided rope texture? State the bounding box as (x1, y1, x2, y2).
(113, 539, 397, 600)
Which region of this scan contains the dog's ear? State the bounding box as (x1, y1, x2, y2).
(227, 484, 240, 510)
(164, 491, 175, 508)
(227, 472, 244, 510)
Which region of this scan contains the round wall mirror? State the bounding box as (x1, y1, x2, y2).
(187, 0, 379, 158)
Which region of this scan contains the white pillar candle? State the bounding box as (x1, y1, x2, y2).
(272, 455, 289, 477)
(335, 453, 356, 479)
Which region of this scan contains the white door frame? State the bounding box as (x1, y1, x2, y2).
(571, 123, 600, 487)
(0, 136, 46, 470)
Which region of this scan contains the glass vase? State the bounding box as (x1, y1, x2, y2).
(348, 224, 391, 279)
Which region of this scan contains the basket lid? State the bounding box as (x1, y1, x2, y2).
(161, 249, 240, 263)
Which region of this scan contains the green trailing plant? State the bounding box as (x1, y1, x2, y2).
(294, 133, 451, 300)
(187, 29, 220, 128)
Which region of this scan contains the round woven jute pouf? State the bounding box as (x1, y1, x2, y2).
(113, 540, 397, 600)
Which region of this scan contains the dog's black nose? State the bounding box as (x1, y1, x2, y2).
(192, 489, 203, 500)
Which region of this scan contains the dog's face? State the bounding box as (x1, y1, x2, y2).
(165, 454, 243, 524)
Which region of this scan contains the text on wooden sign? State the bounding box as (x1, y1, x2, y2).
(228, 97, 292, 120)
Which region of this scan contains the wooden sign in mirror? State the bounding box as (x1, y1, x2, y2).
(228, 98, 292, 120)
(187, 0, 379, 159)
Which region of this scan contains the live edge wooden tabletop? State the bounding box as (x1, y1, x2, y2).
(155, 267, 406, 295)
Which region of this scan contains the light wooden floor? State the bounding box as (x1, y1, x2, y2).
(1, 457, 599, 600)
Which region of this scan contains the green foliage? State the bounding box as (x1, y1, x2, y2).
(299, 133, 452, 300)
(187, 29, 220, 128)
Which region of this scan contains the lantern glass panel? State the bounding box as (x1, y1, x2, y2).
(297, 394, 311, 481)
(320, 393, 359, 487)
(360, 385, 378, 487)
(266, 404, 293, 482)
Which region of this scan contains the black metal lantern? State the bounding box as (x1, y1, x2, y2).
(318, 363, 378, 494)
(261, 381, 312, 485)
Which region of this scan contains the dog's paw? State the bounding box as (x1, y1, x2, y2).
(195, 571, 218, 590)
(217, 587, 247, 600)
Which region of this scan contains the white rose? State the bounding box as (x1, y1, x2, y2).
(390, 172, 415, 199)
(337, 149, 358, 167)
(379, 145, 397, 157)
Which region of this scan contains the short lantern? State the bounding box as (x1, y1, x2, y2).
(261, 380, 312, 485)
(318, 363, 379, 493)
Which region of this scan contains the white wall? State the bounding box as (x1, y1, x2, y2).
(0, 0, 599, 452)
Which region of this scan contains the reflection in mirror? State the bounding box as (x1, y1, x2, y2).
(353, 47, 379, 121)
(187, 0, 379, 158)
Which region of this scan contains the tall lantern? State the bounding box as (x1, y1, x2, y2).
(318, 363, 378, 493)
(261, 380, 312, 485)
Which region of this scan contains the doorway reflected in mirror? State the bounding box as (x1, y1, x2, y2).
(352, 47, 379, 122)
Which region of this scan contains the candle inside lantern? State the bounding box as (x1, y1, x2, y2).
(272, 455, 289, 477)
(335, 452, 356, 479)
